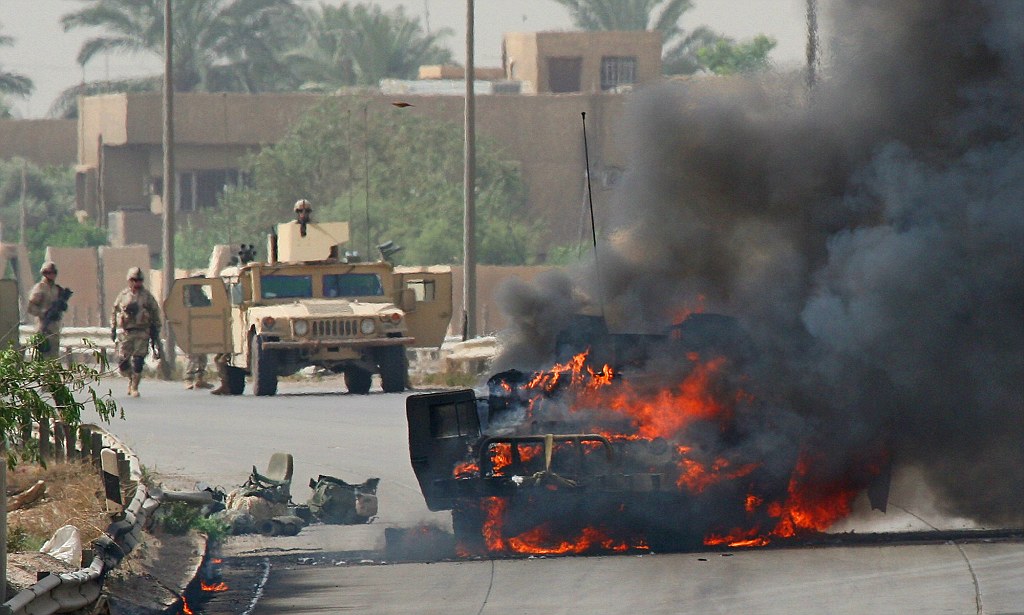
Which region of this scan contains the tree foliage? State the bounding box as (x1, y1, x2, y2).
(695, 34, 777, 75)
(60, 0, 304, 94)
(55, 1, 453, 114)
(0, 25, 34, 117)
(176, 98, 538, 268)
(0, 160, 106, 271)
(0, 342, 121, 468)
(287, 3, 453, 91)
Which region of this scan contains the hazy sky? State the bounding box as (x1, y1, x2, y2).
(0, 0, 808, 118)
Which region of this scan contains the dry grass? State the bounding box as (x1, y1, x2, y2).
(6, 460, 111, 552)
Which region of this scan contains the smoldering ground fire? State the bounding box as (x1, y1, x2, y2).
(485, 0, 1023, 550)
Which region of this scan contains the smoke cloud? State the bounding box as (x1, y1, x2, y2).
(496, 0, 1023, 525)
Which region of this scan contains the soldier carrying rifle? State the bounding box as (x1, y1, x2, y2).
(111, 267, 162, 397)
(26, 261, 73, 361)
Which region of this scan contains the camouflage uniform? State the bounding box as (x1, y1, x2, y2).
(26, 265, 64, 361)
(111, 269, 161, 397)
(185, 353, 213, 389)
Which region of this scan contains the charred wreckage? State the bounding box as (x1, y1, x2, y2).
(408, 314, 893, 557)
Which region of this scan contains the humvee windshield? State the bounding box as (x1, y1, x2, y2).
(261, 274, 312, 299)
(323, 273, 384, 297)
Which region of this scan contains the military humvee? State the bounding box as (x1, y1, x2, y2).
(164, 218, 452, 396)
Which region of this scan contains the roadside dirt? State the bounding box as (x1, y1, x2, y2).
(6, 460, 205, 613)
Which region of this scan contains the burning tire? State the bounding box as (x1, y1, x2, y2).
(451, 502, 486, 555)
(251, 335, 278, 396)
(344, 367, 372, 394)
(377, 346, 407, 393)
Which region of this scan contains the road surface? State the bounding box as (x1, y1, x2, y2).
(87, 377, 1024, 615)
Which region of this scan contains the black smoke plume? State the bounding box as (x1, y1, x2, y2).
(496, 0, 1023, 526)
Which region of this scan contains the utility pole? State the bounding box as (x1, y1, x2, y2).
(463, 0, 477, 340)
(806, 0, 820, 91)
(19, 160, 27, 248)
(364, 104, 371, 258)
(161, 0, 177, 370)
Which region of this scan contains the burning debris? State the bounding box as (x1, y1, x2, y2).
(426, 0, 1023, 554)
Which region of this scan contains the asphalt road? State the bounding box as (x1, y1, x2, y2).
(87, 376, 1024, 615)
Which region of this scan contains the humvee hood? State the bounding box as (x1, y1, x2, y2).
(249, 299, 399, 319)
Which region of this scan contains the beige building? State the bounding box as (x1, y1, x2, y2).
(0, 119, 77, 167)
(74, 30, 663, 257)
(2, 30, 665, 333)
(503, 30, 662, 94)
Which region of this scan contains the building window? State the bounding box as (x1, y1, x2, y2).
(601, 56, 637, 91)
(547, 57, 582, 93)
(177, 169, 243, 212)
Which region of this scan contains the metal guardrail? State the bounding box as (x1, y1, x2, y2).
(2, 425, 164, 615)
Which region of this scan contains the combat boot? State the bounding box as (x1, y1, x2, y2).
(129, 374, 141, 398)
(185, 380, 196, 390)
(195, 375, 214, 389)
(210, 381, 229, 395)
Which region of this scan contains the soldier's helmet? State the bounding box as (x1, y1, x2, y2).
(294, 199, 312, 214)
(40, 261, 57, 275)
(127, 267, 144, 281)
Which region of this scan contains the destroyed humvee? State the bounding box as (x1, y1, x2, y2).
(407, 314, 892, 556)
(165, 215, 452, 395)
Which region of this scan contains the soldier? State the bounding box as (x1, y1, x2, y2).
(184, 281, 214, 390)
(26, 261, 65, 361)
(185, 353, 213, 389)
(111, 267, 162, 397)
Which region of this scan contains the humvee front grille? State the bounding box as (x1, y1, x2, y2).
(311, 318, 359, 337)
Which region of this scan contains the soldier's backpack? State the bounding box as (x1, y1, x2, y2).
(307, 475, 380, 524)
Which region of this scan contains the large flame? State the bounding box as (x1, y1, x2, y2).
(456, 346, 881, 556)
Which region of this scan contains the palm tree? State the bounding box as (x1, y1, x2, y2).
(0, 26, 34, 116)
(286, 3, 453, 91)
(549, 0, 775, 76)
(552, 0, 692, 37)
(60, 0, 300, 93)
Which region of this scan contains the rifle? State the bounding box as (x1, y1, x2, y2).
(42, 287, 73, 326)
(149, 324, 163, 361)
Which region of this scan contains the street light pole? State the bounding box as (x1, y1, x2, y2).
(806, 0, 819, 91)
(463, 0, 477, 339)
(161, 0, 176, 371)
(364, 103, 371, 258)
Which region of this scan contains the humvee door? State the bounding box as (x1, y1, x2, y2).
(164, 278, 232, 354)
(0, 279, 18, 350)
(407, 389, 481, 511)
(395, 267, 452, 347)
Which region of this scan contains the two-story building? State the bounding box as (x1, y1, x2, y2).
(73, 30, 663, 257)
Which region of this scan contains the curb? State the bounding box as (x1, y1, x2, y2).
(3, 424, 206, 615)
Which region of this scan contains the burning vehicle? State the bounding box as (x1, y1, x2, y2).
(408, 313, 893, 557)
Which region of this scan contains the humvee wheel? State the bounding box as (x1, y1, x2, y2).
(251, 335, 278, 396)
(451, 503, 487, 556)
(344, 367, 372, 394)
(377, 346, 407, 393)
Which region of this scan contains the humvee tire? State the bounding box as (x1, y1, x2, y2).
(344, 367, 372, 394)
(251, 335, 278, 396)
(451, 502, 486, 555)
(377, 346, 407, 393)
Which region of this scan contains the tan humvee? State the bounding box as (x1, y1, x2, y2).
(164, 220, 452, 396)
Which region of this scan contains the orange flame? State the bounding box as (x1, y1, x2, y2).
(478, 497, 647, 555)
(454, 340, 881, 555)
(201, 580, 229, 592)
